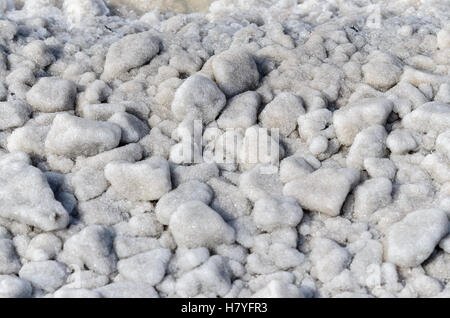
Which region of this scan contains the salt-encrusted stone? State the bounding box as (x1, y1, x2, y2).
(207, 177, 252, 221)
(0, 275, 32, 298)
(25, 233, 62, 262)
(81, 103, 126, 121)
(104, 157, 171, 201)
(259, 92, 305, 136)
(386, 129, 418, 154)
(346, 125, 387, 169)
(362, 51, 402, 90)
(70, 167, 108, 201)
(363, 158, 397, 180)
(58, 225, 117, 275)
(0, 101, 31, 130)
(171, 74, 226, 123)
(45, 113, 121, 158)
(75, 143, 143, 170)
(279, 156, 314, 184)
(387, 81, 429, 110)
(21, 40, 54, 68)
(26, 77, 77, 112)
(155, 180, 213, 225)
(0, 162, 69, 231)
(437, 28, 450, 50)
(95, 282, 159, 298)
(169, 201, 235, 248)
(436, 131, 450, 160)
(353, 178, 392, 221)
(239, 165, 283, 202)
(252, 280, 304, 298)
(333, 98, 393, 146)
(117, 249, 171, 285)
(217, 91, 260, 130)
(385, 209, 448, 267)
(139, 127, 175, 158)
(212, 49, 259, 97)
(19, 261, 68, 292)
(0, 239, 21, 274)
(108, 112, 149, 143)
(402, 101, 450, 134)
(283, 168, 359, 216)
(310, 238, 351, 283)
(171, 162, 219, 187)
(252, 196, 303, 231)
(102, 32, 160, 81)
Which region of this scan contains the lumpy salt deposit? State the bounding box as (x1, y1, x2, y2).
(0, 0, 449, 298)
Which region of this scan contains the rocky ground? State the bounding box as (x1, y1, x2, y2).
(0, 0, 449, 298)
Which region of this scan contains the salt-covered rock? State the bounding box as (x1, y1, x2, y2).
(252, 280, 303, 298)
(386, 129, 418, 154)
(353, 178, 392, 221)
(70, 167, 108, 201)
(333, 98, 393, 146)
(104, 157, 171, 201)
(19, 261, 68, 292)
(117, 249, 171, 285)
(26, 77, 77, 113)
(346, 125, 387, 169)
(310, 238, 351, 283)
(45, 113, 121, 158)
(0, 275, 32, 298)
(0, 239, 21, 274)
(22, 40, 54, 68)
(259, 92, 305, 136)
(402, 102, 450, 134)
(102, 32, 160, 81)
(0, 101, 31, 130)
(384, 209, 448, 267)
(95, 282, 159, 298)
(169, 201, 235, 248)
(212, 49, 259, 97)
(0, 162, 69, 231)
(25, 233, 62, 261)
(171, 74, 226, 123)
(155, 180, 213, 225)
(252, 196, 303, 231)
(108, 112, 149, 144)
(284, 168, 359, 216)
(217, 91, 260, 129)
(436, 131, 450, 160)
(362, 51, 402, 90)
(58, 225, 117, 275)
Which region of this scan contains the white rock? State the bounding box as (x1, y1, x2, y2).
(108, 112, 149, 143)
(171, 74, 226, 124)
(333, 98, 393, 146)
(0, 275, 32, 298)
(70, 167, 108, 201)
(45, 113, 121, 158)
(212, 49, 259, 97)
(59, 225, 117, 275)
(217, 91, 260, 129)
(0, 162, 69, 231)
(310, 238, 351, 283)
(26, 77, 76, 112)
(155, 180, 213, 225)
(437, 28, 450, 50)
(435, 131, 450, 160)
(22, 40, 54, 68)
(346, 125, 387, 169)
(239, 165, 283, 202)
(75, 143, 143, 170)
(117, 249, 171, 285)
(252, 196, 303, 231)
(25, 233, 62, 261)
(104, 157, 171, 201)
(402, 101, 450, 134)
(353, 178, 392, 221)
(81, 103, 126, 121)
(386, 129, 417, 154)
(385, 209, 448, 267)
(53, 288, 101, 298)
(363, 158, 397, 180)
(0, 239, 21, 274)
(283, 168, 359, 216)
(279, 156, 314, 183)
(362, 51, 402, 90)
(259, 92, 305, 136)
(0, 101, 31, 130)
(95, 282, 159, 298)
(169, 201, 235, 248)
(101, 32, 160, 81)
(252, 280, 303, 298)
(19, 261, 68, 292)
